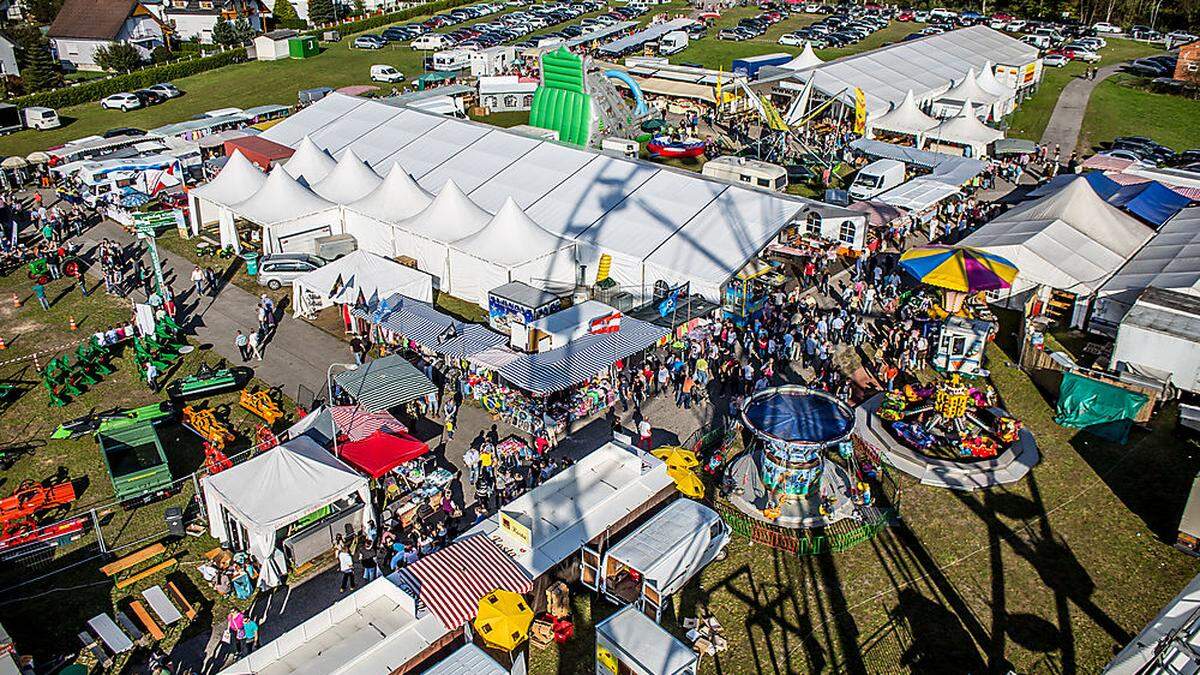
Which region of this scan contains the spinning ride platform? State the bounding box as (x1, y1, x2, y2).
(727, 386, 885, 530)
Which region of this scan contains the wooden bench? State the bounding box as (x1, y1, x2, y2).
(167, 581, 198, 620)
(129, 600, 165, 641)
(100, 543, 176, 589)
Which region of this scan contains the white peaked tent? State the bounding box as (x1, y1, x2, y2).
(187, 150, 266, 253)
(867, 90, 938, 143)
(448, 197, 577, 307)
(976, 61, 1017, 116)
(202, 436, 372, 587)
(292, 249, 433, 318)
(342, 163, 434, 257)
(924, 101, 1004, 158)
(781, 42, 823, 71)
(311, 149, 382, 204)
(393, 179, 491, 290)
(962, 178, 1154, 298)
(283, 136, 336, 186)
(229, 166, 338, 253)
(932, 68, 1003, 120)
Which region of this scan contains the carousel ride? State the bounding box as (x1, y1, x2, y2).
(726, 386, 888, 529)
(857, 245, 1039, 489)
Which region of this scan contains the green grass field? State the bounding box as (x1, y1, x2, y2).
(1078, 74, 1200, 153)
(1005, 39, 1162, 143)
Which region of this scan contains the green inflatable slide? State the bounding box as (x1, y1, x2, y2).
(529, 47, 594, 147)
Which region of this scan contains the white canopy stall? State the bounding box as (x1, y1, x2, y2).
(228, 166, 339, 254)
(923, 102, 1004, 158)
(976, 61, 1018, 116)
(292, 249, 434, 319)
(447, 197, 577, 307)
(202, 437, 372, 587)
(866, 90, 939, 146)
(283, 136, 336, 186)
(311, 149, 383, 204)
(187, 151, 265, 253)
(341, 163, 434, 258)
(780, 41, 823, 71)
(932, 68, 1005, 121)
(393, 180, 491, 290)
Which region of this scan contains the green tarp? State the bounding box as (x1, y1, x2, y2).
(1055, 371, 1148, 443)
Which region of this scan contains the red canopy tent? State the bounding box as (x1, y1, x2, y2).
(337, 430, 430, 478)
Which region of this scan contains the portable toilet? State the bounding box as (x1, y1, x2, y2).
(288, 35, 318, 59)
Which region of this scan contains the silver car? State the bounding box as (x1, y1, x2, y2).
(256, 253, 326, 290)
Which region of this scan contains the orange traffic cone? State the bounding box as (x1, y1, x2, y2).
(0, 336, 7, 350)
(11, 292, 20, 308)
(69, 316, 78, 331)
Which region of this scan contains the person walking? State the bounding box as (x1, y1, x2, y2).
(241, 617, 259, 655)
(190, 265, 205, 297)
(638, 418, 653, 450)
(32, 281, 49, 310)
(338, 547, 356, 592)
(360, 547, 379, 582)
(235, 330, 249, 361)
(248, 330, 264, 361)
(145, 361, 159, 392)
(204, 266, 218, 297)
(225, 610, 245, 656)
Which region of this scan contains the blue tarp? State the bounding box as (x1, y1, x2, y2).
(1124, 181, 1194, 227)
(743, 390, 853, 443)
(1027, 172, 1121, 201)
(1106, 182, 1152, 207)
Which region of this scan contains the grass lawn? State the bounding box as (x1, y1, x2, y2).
(0, 249, 295, 669)
(1005, 39, 1163, 143)
(468, 109, 531, 128)
(529, 309, 1199, 674)
(1078, 74, 1200, 154)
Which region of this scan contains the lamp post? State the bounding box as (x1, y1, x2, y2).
(327, 362, 359, 456)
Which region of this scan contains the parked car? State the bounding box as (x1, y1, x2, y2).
(147, 82, 182, 99)
(353, 34, 387, 49)
(257, 253, 327, 290)
(1100, 149, 1154, 165)
(1065, 45, 1101, 61)
(133, 89, 165, 106)
(370, 64, 405, 82)
(778, 31, 807, 45)
(719, 27, 750, 40)
(22, 106, 59, 130)
(102, 126, 145, 138)
(101, 93, 142, 112)
(1043, 53, 1069, 67)
(1092, 21, 1122, 34)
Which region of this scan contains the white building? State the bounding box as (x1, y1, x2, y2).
(477, 75, 537, 113)
(253, 29, 295, 61)
(163, 0, 268, 44)
(48, 0, 167, 71)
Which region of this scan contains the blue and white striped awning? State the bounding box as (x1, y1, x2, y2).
(353, 294, 507, 358)
(497, 317, 668, 394)
(333, 354, 438, 413)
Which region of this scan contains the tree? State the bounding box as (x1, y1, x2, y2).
(233, 17, 253, 43)
(272, 0, 299, 23)
(352, 0, 366, 16)
(11, 26, 62, 93)
(24, 0, 63, 24)
(93, 42, 143, 73)
(307, 0, 336, 25)
(150, 45, 173, 63)
(212, 18, 238, 47)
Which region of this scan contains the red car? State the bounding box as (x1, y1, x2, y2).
(897, 10, 914, 21)
(1047, 47, 1078, 60)
(991, 12, 1013, 21)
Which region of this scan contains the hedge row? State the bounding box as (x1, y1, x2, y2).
(305, 0, 481, 37)
(11, 48, 247, 109)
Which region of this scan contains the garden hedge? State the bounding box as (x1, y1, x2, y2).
(9, 48, 247, 108)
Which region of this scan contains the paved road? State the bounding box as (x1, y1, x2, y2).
(1039, 63, 1121, 155)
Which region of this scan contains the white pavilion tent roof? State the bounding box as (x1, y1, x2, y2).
(977, 60, 1016, 99)
(344, 162, 433, 223)
(311, 149, 383, 204)
(283, 136, 336, 185)
(925, 102, 1004, 148)
(781, 42, 823, 71)
(870, 90, 938, 136)
(260, 94, 822, 296)
(229, 165, 336, 225)
(938, 68, 1003, 105)
(395, 179, 492, 243)
(961, 178, 1154, 294)
(452, 197, 573, 266)
(189, 150, 265, 207)
(787, 26, 1038, 119)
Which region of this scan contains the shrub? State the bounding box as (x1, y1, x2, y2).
(11, 48, 247, 108)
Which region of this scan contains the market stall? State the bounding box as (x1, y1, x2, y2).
(487, 281, 563, 334)
(353, 294, 509, 360)
(865, 90, 938, 147)
(202, 436, 373, 586)
(922, 102, 1004, 158)
(332, 354, 439, 414)
(292, 250, 433, 322)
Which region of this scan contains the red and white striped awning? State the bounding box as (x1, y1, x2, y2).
(395, 534, 532, 630)
(1082, 155, 1134, 171)
(330, 405, 407, 442)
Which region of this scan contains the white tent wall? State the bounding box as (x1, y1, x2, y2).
(266, 212, 342, 254)
(394, 231, 453, 290)
(447, 245, 578, 307)
(341, 209, 397, 258)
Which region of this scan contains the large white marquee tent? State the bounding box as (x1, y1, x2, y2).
(249, 93, 833, 304)
(311, 149, 383, 204)
(283, 135, 336, 185)
(187, 150, 266, 253)
(866, 90, 938, 143)
(341, 163, 434, 256)
(227, 166, 339, 253)
(923, 102, 1004, 158)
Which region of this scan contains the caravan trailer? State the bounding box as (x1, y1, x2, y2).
(582, 499, 729, 622)
(702, 155, 787, 191)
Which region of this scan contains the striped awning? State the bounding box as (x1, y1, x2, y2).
(329, 406, 407, 442)
(394, 534, 532, 630)
(497, 317, 669, 394)
(333, 355, 437, 413)
(352, 294, 507, 358)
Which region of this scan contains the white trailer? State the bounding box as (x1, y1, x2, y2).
(596, 605, 698, 675)
(582, 499, 729, 623)
(1112, 287, 1200, 394)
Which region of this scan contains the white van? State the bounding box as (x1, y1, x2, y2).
(658, 30, 689, 55)
(1023, 33, 1052, 49)
(702, 155, 788, 191)
(432, 48, 472, 71)
(370, 64, 405, 82)
(848, 159, 905, 200)
(22, 106, 60, 130)
(412, 33, 450, 50)
(928, 7, 958, 20)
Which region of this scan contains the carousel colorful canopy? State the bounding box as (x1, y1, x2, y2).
(898, 244, 1018, 292)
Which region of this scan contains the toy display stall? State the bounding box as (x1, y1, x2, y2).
(596, 605, 698, 675)
(933, 316, 992, 375)
(487, 281, 563, 334)
(722, 259, 785, 326)
(510, 300, 619, 353)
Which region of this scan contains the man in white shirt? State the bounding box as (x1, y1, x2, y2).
(338, 548, 356, 593)
(638, 419, 653, 450)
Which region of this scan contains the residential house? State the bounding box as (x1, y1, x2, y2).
(163, 0, 268, 44)
(0, 31, 19, 79)
(48, 0, 168, 71)
(1175, 40, 1200, 83)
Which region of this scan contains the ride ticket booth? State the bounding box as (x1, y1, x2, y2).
(933, 316, 992, 376)
(596, 605, 697, 675)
